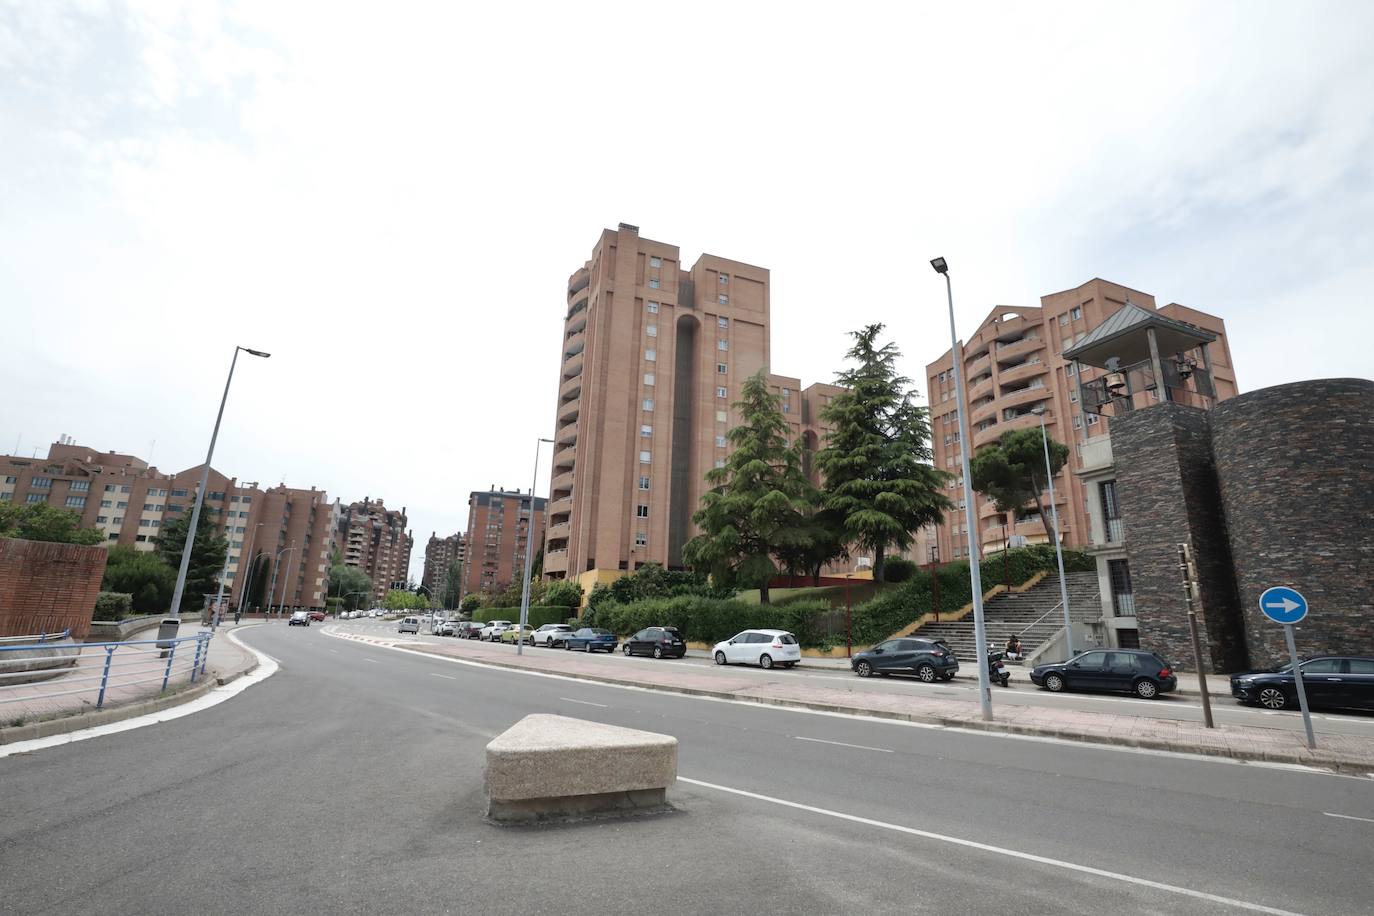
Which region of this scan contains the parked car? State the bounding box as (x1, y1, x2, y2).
(851, 638, 958, 682)
(481, 620, 512, 641)
(1230, 656, 1374, 711)
(434, 619, 459, 637)
(307, 610, 326, 622)
(288, 611, 310, 627)
(370, 608, 381, 618)
(533, 623, 575, 647)
(456, 621, 484, 639)
(565, 628, 618, 653)
(500, 624, 536, 645)
(398, 616, 420, 635)
(624, 626, 688, 659)
(1030, 649, 1176, 699)
(711, 629, 800, 669)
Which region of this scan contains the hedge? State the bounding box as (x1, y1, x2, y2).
(470, 606, 574, 629)
(583, 595, 832, 647)
(94, 591, 133, 622)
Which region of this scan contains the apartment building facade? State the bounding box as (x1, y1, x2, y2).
(0, 440, 335, 610)
(924, 279, 1238, 563)
(461, 488, 546, 598)
(421, 531, 466, 593)
(334, 498, 413, 604)
(545, 224, 838, 593)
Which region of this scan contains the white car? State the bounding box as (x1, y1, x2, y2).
(398, 616, 420, 635)
(480, 620, 512, 641)
(711, 629, 802, 670)
(532, 623, 575, 647)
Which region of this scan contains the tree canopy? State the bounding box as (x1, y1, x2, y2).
(969, 425, 1070, 543)
(382, 588, 431, 611)
(102, 545, 175, 613)
(152, 510, 228, 612)
(327, 563, 373, 610)
(815, 324, 951, 581)
(0, 503, 103, 545)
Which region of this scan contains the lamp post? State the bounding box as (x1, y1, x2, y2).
(516, 437, 554, 657)
(266, 544, 297, 621)
(165, 346, 269, 635)
(235, 523, 264, 621)
(931, 256, 993, 721)
(1031, 406, 1073, 657)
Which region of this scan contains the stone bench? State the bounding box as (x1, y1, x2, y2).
(485, 714, 677, 824)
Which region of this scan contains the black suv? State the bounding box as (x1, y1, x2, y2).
(1030, 649, 1176, 699)
(622, 627, 687, 659)
(1230, 656, 1374, 711)
(851, 638, 959, 682)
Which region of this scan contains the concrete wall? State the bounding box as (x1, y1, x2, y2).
(1210, 379, 1374, 667)
(0, 537, 108, 640)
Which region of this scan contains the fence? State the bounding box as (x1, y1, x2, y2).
(0, 631, 212, 724)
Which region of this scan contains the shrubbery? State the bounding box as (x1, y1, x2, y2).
(584, 595, 830, 646)
(93, 591, 133, 621)
(470, 606, 574, 629)
(881, 558, 918, 583)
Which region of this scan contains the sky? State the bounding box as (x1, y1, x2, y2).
(2, 1, 1371, 584)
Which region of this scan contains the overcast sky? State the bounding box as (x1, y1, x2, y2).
(3, 1, 1371, 583)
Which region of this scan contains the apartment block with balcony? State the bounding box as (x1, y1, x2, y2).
(334, 498, 413, 604)
(422, 531, 466, 594)
(461, 488, 546, 598)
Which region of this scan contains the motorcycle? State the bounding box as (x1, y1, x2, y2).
(987, 650, 1011, 687)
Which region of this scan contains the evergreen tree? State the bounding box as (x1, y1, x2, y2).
(682, 371, 817, 604)
(153, 509, 229, 613)
(816, 324, 951, 582)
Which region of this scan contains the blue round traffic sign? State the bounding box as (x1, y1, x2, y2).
(1259, 586, 1308, 625)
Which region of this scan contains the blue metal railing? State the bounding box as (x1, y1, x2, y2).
(0, 631, 213, 719)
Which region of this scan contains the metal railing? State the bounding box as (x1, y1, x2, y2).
(0, 631, 212, 721)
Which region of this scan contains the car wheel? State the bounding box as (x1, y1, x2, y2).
(855, 660, 873, 678)
(941, 673, 955, 681)
(1259, 687, 1288, 710)
(714, 651, 727, 666)
(622, 644, 631, 656)
(759, 654, 774, 670)
(916, 664, 937, 683)
(1134, 678, 1159, 699)
(584, 642, 592, 653)
(653, 647, 663, 659)
(1044, 672, 1066, 693)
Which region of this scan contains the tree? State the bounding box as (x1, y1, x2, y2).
(152, 510, 228, 613)
(243, 551, 271, 610)
(0, 503, 103, 545)
(327, 563, 373, 611)
(682, 371, 818, 604)
(774, 506, 849, 586)
(440, 561, 463, 610)
(459, 593, 482, 615)
(383, 588, 430, 611)
(969, 425, 1070, 543)
(544, 579, 584, 610)
(101, 546, 176, 613)
(816, 324, 952, 582)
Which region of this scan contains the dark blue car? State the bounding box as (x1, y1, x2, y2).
(563, 628, 618, 653)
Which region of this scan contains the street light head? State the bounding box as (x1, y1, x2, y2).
(930, 257, 949, 275)
(242, 347, 271, 358)
(1031, 406, 1046, 416)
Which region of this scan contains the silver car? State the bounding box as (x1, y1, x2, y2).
(480, 620, 512, 641)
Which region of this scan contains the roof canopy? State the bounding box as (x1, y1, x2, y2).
(1063, 301, 1216, 368)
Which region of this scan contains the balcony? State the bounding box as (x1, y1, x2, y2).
(546, 521, 570, 541)
(557, 399, 580, 423)
(967, 374, 994, 401)
(544, 550, 569, 574)
(568, 269, 590, 297)
(964, 352, 991, 379)
(551, 470, 575, 492)
(995, 335, 1045, 364)
(997, 384, 1051, 412)
(970, 398, 999, 426)
(553, 445, 576, 471)
(973, 422, 1002, 449)
(991, 313, 1031, 339)
(563, 331, 586, 359)
(560, 374, 582, 401)
(997, 359, 1048, 387)
(562, 351, 583, 380)
(565, 312, 587, 336)
(548, 496, 572, 517)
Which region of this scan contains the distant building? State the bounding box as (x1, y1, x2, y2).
(422, 531, 466, 595)
(462, 487, 546, 598)
(334, 498, 413, 604)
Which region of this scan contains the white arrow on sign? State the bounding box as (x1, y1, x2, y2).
(1265, 597, 1301, 613)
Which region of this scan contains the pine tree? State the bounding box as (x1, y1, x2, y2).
(153, 509, 229, 613)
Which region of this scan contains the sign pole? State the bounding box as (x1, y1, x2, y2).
(1283, 623, 1316, 750)
(1177, 544, 1213, 728)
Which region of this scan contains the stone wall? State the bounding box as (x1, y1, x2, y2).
(1111, 405, 1247, 672)
(0, 537, 108, 640)
(1210, 379, 1374, 667)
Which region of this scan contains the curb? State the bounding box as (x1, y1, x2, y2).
(397, 643, 1371, 776)
(0, 646, 259, 747)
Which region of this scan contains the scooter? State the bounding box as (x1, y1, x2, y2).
(987, 650, 1011, 687)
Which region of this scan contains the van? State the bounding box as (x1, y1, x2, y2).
(398, 616, 420, 635)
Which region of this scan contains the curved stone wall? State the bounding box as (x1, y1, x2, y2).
(1210, 378, 1374, 667)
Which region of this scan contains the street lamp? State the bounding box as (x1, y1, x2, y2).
(235, 522, 265, 621)
(1031, 405, 1073, 656)
(931, 256, 993, 721)
(516, 437, 554, 657)
(266, 544, 297, 621)
(165, 346, 270, 637)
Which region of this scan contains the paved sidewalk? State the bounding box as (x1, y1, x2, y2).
(339, 629, 1374, 775)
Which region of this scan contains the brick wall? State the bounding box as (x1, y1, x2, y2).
(1211, 379, 1374, 667)
(0, 537, 109, 640)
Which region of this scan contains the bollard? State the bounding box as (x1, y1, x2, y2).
(96, 645, 116, 709)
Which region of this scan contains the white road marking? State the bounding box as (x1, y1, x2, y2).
(795, 736, 893, 753)
(1324, 812, 1374, 823)
(678, 777, 1304, 916)
(363, 658, 380, 664)
(558, 697, 609, 708)
(429, 673, 457, 680)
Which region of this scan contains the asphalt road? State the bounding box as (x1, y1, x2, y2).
(342, 620, 1374, 739)
(2, 624, 1371, 915)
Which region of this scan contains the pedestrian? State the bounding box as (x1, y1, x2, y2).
(1005, 634, 1024, 661)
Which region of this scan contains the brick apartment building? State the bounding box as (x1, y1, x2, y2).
(0, 439, 336, 610)
(923, 279, 1238, 562)
(334, 498, 413, 605)
(421, 531, 466, 594)
(461, 488, 546, 598)
(545, 224, 838, 594)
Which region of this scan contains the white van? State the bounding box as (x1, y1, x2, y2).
(398, 616, 420, 635)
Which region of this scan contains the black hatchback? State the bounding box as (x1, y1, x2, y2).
(1230, 656, 1374, 711)
(622, 627, 687, 659)
(1030, 649, 1177, 699)
(851, 638, 959, 682)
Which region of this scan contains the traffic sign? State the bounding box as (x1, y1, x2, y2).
(1259, 586, 1308, 624)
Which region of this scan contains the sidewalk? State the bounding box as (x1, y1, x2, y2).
(353, 631, 1374, 775)
(0, 622, 258, 745)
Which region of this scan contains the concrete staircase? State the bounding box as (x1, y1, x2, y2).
(913, 571, 1101, 664)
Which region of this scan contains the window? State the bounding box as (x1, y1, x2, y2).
(65, 496, 86, 508)
(167, 504, 183, 512)
(719, 274, 728, 285)
(639, 450, 651, 463)
(143, 503, 154, 511)
(70, 480, 90, 492)
(1086, 413, 1100, 426)
(646, 324, 657, 338)
(235, 526, 246, 534)
(639, 476, 650, 490)
(2, 491, 14, 501)
(1100, 481, 1123, 542)
(644, 372, 655, 386)
(1108, 559, 1134, 616)
(641, 424, 652, 437)
(104, 484, 116, 492)
(150, 520, 160, 528)
(139, 519, 151, 527)
(121, 486, 131, 493)
(717, 339, 728, 351)
(1073, 416, 1083, 429)
(32, 477, 51, 489)
(96, 516, 107, 523)
(718, 295, 729, 305)
(716, 386, 727, 398)
(642, 399, 654, 412)
(645, 348, 656, 362)
(714, 458, 726, 469)
(636, 505, 649, 518)
(717, 318, 729, 331)
(112, 516, 123, 524)
(647, 301, 659, 314)
(1071, 306, 1082, 320)
(715, 435, 727, 447)
(1300, 659, 1341, 674)
(650, 255, 662, 268)
(1059, 313, 1069, 326)
(136, 534, 147, 542)
(635, 532, 647, 546)
(717, 363, 727, 374)
(716, 410, 727, 422)
(26, 493, 45, 504)
(209, 491, 225, 501)
(100, 500, 112, 508)
(648, 278, 660, 289)
(238, 511, 249, 518)
(241, 496, 252, 504)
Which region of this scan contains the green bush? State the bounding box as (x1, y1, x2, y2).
(590, 595, 832, 647)
(94, 591, 133, 621)
(544, 580, 584, 609)
(101, 546, 174, 614)
(881, 558, 918, 583)
(470, 606, 574, 628)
